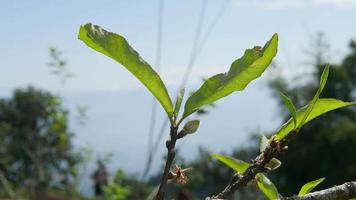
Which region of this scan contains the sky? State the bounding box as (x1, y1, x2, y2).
(1, 0, 356, 193)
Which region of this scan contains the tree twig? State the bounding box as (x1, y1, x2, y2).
(282, 181, 356, 200)
(155, 126, 179, 200)
(209, 131, 299, 199)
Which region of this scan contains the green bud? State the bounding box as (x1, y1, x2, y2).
(182, 120, 200, 134)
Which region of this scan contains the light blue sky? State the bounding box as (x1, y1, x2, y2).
(1, 0, 356, 92)
(1, 1, 356, 189)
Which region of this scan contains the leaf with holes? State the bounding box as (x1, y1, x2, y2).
(78, 23, 174, 117)
(182, 34, 278, 118)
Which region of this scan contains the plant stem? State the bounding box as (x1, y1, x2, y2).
(210, 131, 299, 199)
(155, 126, 178, 200)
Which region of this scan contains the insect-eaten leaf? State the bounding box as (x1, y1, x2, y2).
(182, 34, 278, 118)
(78, 23, 174, 117)
(298, 177, 325, 196)
(260, 135, 269, 152)
(280, 92, 297, 128)
(182, 120, 200, 134)
(211, 154, 249, 173)
(265, 158, 282, 171)
(275, 98, 356, 140)
(256, 173, 279, 200)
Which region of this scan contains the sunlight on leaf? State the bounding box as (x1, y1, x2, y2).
(78, 23, 174, 117)
(280, 92, 297, 128)
(211, 154, 249, 173)
(298, 65, 329, 128)
(298, 177, 325, 196)
(256, 173, 279, 200)
(260, 135, 269, 152)
(182, 34, 278, 118)
(275, 98, 356, 140)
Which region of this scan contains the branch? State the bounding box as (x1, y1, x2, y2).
(209, 131, 299, 199)
(282, 181, 356, 200)
(155, 126, 178, 200)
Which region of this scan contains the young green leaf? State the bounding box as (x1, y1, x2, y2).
(265, 158, 282, 171)
(182, 120, 200, 134)
(211, 154, 249, 173)
(259, 135, 269, 152)
(174, 88, 185, 117)
(256, 173, 279, 200)
(280, 92, 297, 128)
(78, 23, 174, 117)
(298, 65, 329, 128)
(275, 98, 356, 140)
(182, 34, 278, 118)
(298, 177, 325, 196)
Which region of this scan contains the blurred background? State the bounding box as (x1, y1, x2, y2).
(1, 0, 356, 199)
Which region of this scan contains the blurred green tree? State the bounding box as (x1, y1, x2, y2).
(0, 87, 83, 199)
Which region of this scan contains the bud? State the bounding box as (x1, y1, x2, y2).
(265, 158, 282, 171)
(182, 120, 200, 134)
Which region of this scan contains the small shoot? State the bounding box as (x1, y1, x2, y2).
(174, 88, 185, 120)
(280, 92, 297, 128)
(259, 135, 269, 152)
(256, 173, 279, 200)
(298, 177, 325, 196)
(211, 154, 249, 173)
(265, 158, 282, 171)
(297, 65, 329, 128)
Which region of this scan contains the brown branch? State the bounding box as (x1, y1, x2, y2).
(282, 181, 356, 200)
(209, 130, 299, 199)
(155, 126, 179, 200)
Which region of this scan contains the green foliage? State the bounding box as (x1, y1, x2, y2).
(298, 65, 329, 128)
(280, 92, 297, 128)
(267, 38, 356, 195)
(275, 98, 356, 140)
(0, 87, 82, 197)
(103, 183, 131, 200)
(78, 23, 174, 117)
(255, 173, 279, 200)
(298, 177, 325, 196)
(182, 34, 278, 118)
(211, 154, 249, 173)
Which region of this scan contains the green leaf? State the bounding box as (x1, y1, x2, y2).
(265, 158, 282, 171)
(174, 88, 185, 117)
(256, 173, 279, 200)
(211, 154, 249, 173)
(298, 65, 329, 128)
(78, 23, 173, 117)
(298, 177, 325, 196)
(280, 92, 297, 128)
(275, 98, 356, 140)
(259, 135, 269, 152)
(182, 34, 278, 118)
(182, 119, 200, 134)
